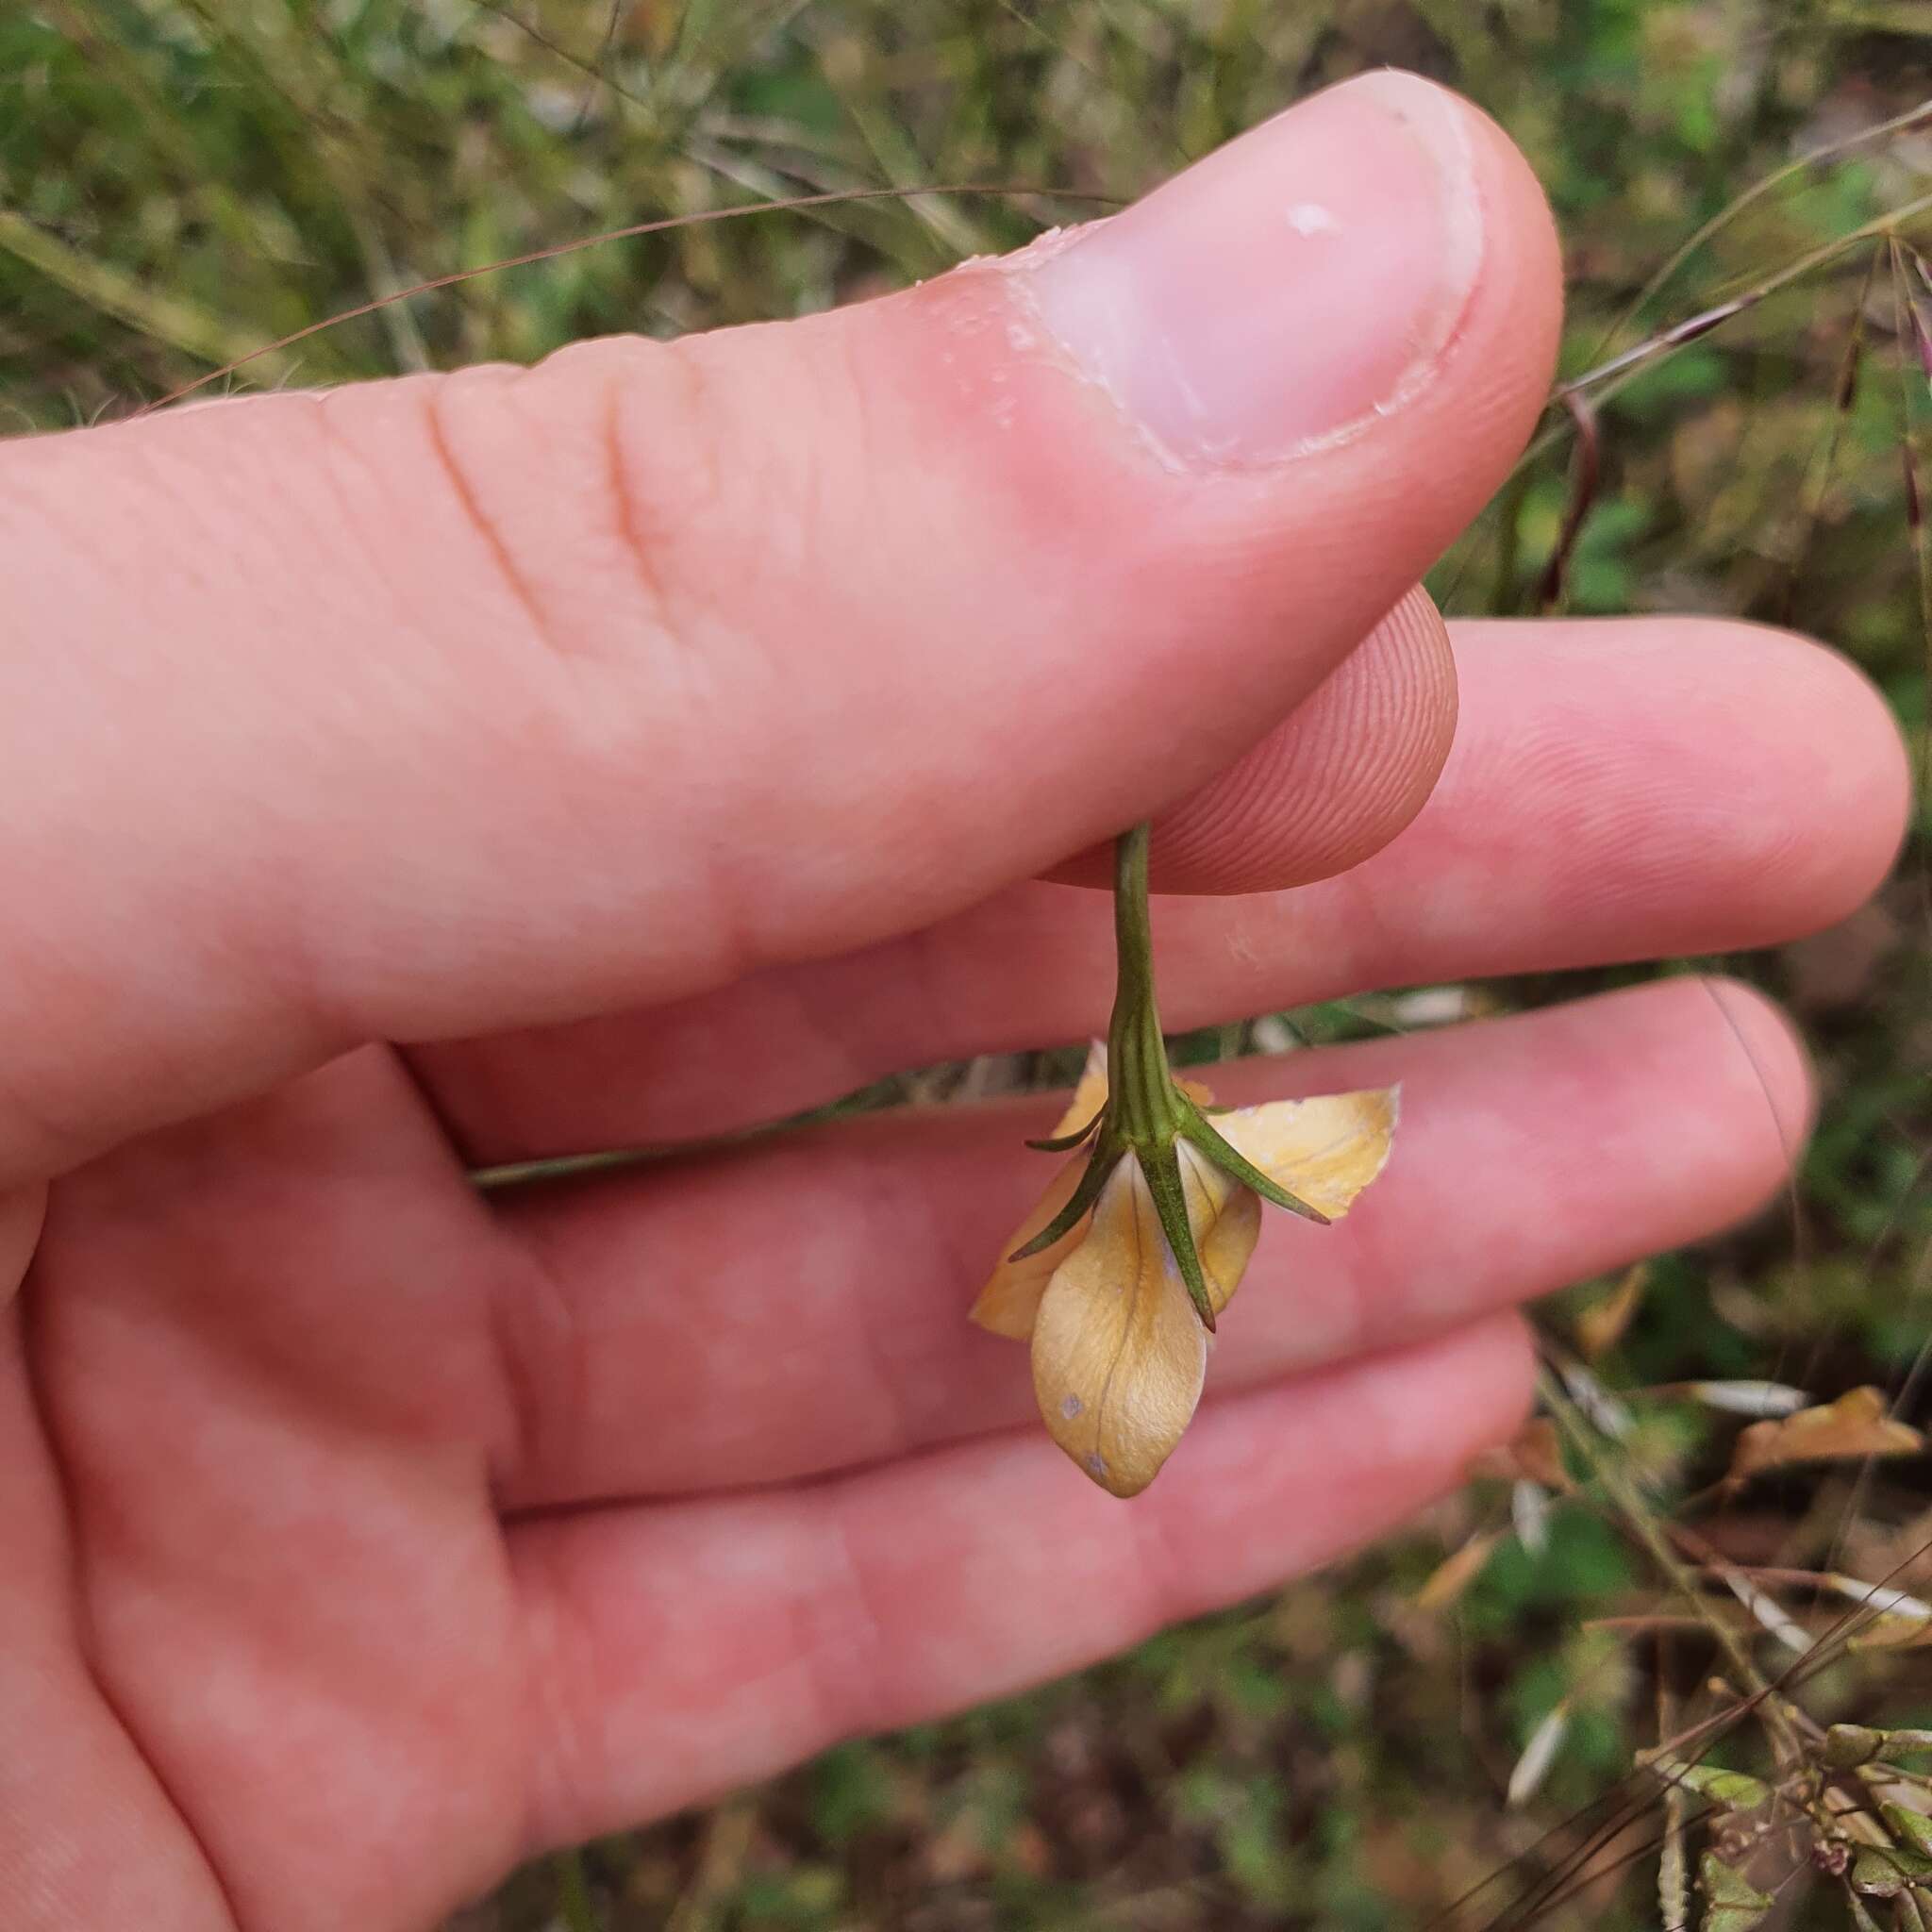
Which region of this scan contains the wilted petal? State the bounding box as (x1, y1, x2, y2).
(973, 1046, 1224, 1341)
(970, 1150, 1091, 1339)
(1213, 1087, 1399, 1219)
(1047, 1041, 1213, 1134)
(1031, 1157, 1208, 1497)
(1177, 1141, 1260, 1319)
(1050, 1040, 1110, 1140)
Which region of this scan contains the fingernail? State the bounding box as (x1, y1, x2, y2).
(1012, 72, 1485, 470)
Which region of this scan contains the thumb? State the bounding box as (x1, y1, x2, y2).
(0, 70, 1557, 1181)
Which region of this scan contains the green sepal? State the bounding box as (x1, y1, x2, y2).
(1657, 1760, 1770, 1809)
(1887, 1805, 1932, 1857)
(1025, 1107, 1107, 1154)
(1698, 1852, 1773, 1930)
(1853, 1841, 1932, 1898)
(1177, 1105, 1331, 1225)
(1137, 1140, 1217, 1333)
(1826, 1724, 1887, 1769)
(1008, 1133, 1119, 1261)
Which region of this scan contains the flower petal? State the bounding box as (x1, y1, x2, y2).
(973, 1049, 1225, 1344)
(970, 1149, 1092, 1338)
(1031, 1158, 1208, 1497)
(1178, 1141, 1261, 1320)
(1213, 1087, 1399, 1220)
(1049, 1040, 1109, 1139)
(1046, 1041, 1213, 1137)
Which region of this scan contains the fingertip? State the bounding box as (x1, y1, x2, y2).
(812, 71, 1574, 908)
(1636, 621, 1910, 945)
(1450, 1309, 1540, 1448)
(1148, 583, 1458, 891)
(1043, 585, 1457, 894)
(1693, 974, 1818, 1176)
(1434, 76, 1566, 456)
(1741, 624, 1912, 927)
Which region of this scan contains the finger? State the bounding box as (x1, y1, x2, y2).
(0, 1186, 45, 1309)
(0, 73, 1558, 1187)
(0, 1310, 228, 1929)
(418, 617, 1900, 1163)
(508, 1313, 1531, 1847)
(1053, 582, 1457, 892)
(488, 978, 1806, 1505)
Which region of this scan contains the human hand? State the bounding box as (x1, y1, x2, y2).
(1, 73, 1906, 1930)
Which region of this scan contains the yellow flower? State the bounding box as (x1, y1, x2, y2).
(972, 1043, 1398, 1498)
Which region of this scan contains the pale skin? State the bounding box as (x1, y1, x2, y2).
(0, 74, 1912, 1932)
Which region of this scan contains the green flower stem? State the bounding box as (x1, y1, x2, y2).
(1008, 822, 1327, 1321)
(1012, 820, 1301, 1329)
(1106, 822, 1180, 1149)
(1008, 820, 1188, 1278)
(1105, 824, 1217, 1326)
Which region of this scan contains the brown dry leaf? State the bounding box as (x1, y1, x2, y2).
(1471, 1417, 1574, 1493)
(1417, 1530, 1502, 1612)
(1576, 1264, 1647, 1360)
(1031, 1158, 1209, 1498)
(1214, 1088, 1399, 1219)
(1730, 1386, 1924, 1483)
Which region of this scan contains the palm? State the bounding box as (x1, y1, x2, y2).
(17, 1049, 530, 1930)
(7, 833, 1824, 1931)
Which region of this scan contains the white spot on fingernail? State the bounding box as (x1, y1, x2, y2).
(1285, 201, 1340, 236)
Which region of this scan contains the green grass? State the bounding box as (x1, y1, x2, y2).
(11, 2, 1932, 1926)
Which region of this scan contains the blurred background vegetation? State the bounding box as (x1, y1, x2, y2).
(10, 1, 1932, 1925)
